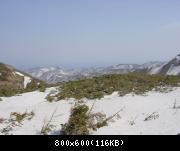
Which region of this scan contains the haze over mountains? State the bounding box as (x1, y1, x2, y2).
(1, 54, 179, 85)
(25, 54, 180, 84)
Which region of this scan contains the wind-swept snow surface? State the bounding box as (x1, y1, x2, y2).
(0, 87, 180, 135)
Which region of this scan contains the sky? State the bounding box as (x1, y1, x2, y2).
(0, 0, 180, 69)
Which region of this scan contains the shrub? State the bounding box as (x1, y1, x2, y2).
(10, 111, 35, 123)
(61, 103, 109, 135)
(57, 73, 180, 100)
(61, 104, 90, 135)
(46, 96, 54, 102)
(40, 109, 57, 135)
(0, 87, 21, 97)
(39, 86, 46, 92)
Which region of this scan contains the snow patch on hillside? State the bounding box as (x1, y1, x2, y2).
(15, 72, 24, 77)
(24, 76, 32, 88)
(15, 72, 32, 88)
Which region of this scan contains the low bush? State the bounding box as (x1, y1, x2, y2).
(46, 96, 54, 102)
(10, 111, 35, 123)
(61, 103, 110, 135)
(61, 104, 90, 135)
(57, 73, 180, 100)
(0, 87, 22, 97)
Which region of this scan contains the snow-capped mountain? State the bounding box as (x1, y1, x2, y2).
(26, 67, 77, 84)
(25, 66, 104, 84)
(151, 54, 180, 75)
(25, 62, 164, 84)
(25, 54, 180, 84)
(103, 64, 141, 74)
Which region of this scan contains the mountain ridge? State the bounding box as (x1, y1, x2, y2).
(24, 61, 165, 84)
(24, 54, 180, 84)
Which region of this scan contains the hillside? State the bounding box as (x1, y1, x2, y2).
(0, 63, 46, 97)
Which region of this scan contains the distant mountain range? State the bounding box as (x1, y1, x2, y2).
(25, 54, 180, 84)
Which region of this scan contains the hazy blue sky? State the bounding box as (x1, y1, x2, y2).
(0, 0, 180, 69)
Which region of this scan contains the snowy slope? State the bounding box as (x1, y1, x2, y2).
(152, 54, 180, 75)
(0, 87, 180, 135)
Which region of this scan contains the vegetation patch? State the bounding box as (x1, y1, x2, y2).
(40, 109, 57, 135)
(24, 80, 46, 93)
(61, 104, 90, 135)
(61, 102, 122, 135)
(45, 89, 59, 102)
(10, 111, 35, 123)
(144, 112, 159, 121)
(0, 80, 46, 97)
(57, 73, 180, 100)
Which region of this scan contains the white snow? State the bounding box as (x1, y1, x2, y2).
(175, 55, 180, 60)
(15, 72, 24, 77)
(0, 87, 180, 135)
(112, 64, 136, 70)
(23, 76, 32, 88)
(167, 65, 180, 75)
(91, 89, 180, 135)
(0, 88, 73, 135)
